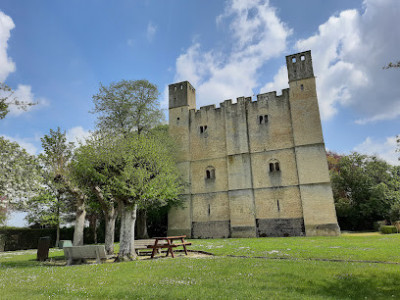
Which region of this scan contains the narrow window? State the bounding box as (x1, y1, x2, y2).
(174, 86, 177, 91)
(277, 200, 280, 212)
(292, 57, 296, 63)
(180, 85, 183, 90)
(259, 115, 264, 124)
(264, 115, 268, 123)
(275, 162, 280, 171)
(300, 55, 305, 61)
(208, 204, 211, 216)
(206, 166, 215, 180)
(200, 125, 208, 135)
(300, 84, 304, 91)
(269, 163, 274, 172)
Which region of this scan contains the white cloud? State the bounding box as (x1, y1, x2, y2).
(354, 136, 399, 166)
(265, 0, 400, 122)
(146, 21, 157, 42)
(6, 84, 49, 116)
(66, 126, 91, 145)
(1, 134, 38, 155)
(0, 11, 16, 82)
(0, 11, 48, 117)
(174, 0, 292, 107)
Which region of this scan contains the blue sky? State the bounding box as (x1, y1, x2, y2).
(1, 0, 399, 226)
(0, 1, 399, 164)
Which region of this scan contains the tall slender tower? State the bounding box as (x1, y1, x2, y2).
(167, 81, 196, 237)
(286, 51, 340, 236)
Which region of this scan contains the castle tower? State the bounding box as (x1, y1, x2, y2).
(167, 51, 340, 238)
(286, 51, 340, 236)
(167, 81, 196, 237)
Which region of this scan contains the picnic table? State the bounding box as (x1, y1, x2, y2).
(147, 235, 191, 258)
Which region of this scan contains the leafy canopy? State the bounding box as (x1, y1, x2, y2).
(91, 80, 163, 136)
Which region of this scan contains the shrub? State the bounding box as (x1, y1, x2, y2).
(380, 225, 398, 234)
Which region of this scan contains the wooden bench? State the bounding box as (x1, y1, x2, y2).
(63, 245, 109, 265)
(147, 236, 192, 258)
(133, 239, 156, 255)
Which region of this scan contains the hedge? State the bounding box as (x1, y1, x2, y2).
(0, 228, 74, 251)
(380, 225, 398, 234)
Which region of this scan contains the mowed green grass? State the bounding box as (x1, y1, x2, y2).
(0, 233, 399, 299)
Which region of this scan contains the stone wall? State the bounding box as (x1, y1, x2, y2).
(168, 50, 340, 238)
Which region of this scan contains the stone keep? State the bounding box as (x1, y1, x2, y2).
(168, 50, 340, 238)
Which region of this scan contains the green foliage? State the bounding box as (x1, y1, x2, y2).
(0, 82, 37, 119)
(39, 127, 74, 178)
(27, 128, 77, 229)
(380, 225, 398, 234)
(91, 79, 163, 136)
(0, 137, 41, 210)
(73, 131, 183, 210)
(330, 152, 400, 230)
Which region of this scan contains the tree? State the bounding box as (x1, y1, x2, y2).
(111, 133, 183, 260)
(74, 130, 183, 260)
(0, 83, 36, 119)
(0, 137, 41, 222)
(330, 152, 398, 230)
(91, 79, 163, 137)
(72, 132, 120, 254)
(91, 79, 165, 239)
(39, 127, 87, 246)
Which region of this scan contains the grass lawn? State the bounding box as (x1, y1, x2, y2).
(0, 233, 399, 299)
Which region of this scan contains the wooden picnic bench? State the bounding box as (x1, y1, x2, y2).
(134, 239, 156, 255)
(147, 235, 192, 258)
(63, 245, 109, 265)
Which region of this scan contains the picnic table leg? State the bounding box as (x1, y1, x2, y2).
(181, 238, 188, 255)
(165, 239, 175, 258)
(151, 240, 159, 259)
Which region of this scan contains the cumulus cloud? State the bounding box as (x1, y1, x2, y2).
(66, 126, 91, 145)
(173, 0, 292, 107)
(146, 21, 157, 42)
(354, 136, 399, 166)
(1, 134, 38, 155)
(0, 11, 16, 82)
(265, 0, 400, 122)
(0, 11, 48, 116)
(6, 84, 49, 116)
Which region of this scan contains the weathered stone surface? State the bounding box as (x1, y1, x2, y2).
(168, 50, 340, 238)
(256, 218, 305, 237)
(192, 221, 230, 238)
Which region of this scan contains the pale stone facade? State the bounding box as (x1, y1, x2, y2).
(168, 50, 340, 238)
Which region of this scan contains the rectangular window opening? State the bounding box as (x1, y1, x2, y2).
(269, 163, 274, 172)
(277, 200, 280, 212)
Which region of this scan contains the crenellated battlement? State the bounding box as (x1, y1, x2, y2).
(185, 88, 290, 118)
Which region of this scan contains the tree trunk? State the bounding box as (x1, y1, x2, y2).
(116, 203, 137, 261)
(88, 214, 98, 244)
(56, 221, 60, 248)
(73, 197, 86, 246)
(136, 209, 149, 239)
(104, 207, 118, 255)
(55, 198, 60, 247)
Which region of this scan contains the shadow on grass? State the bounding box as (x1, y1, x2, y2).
(296, 272, 400, 299)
